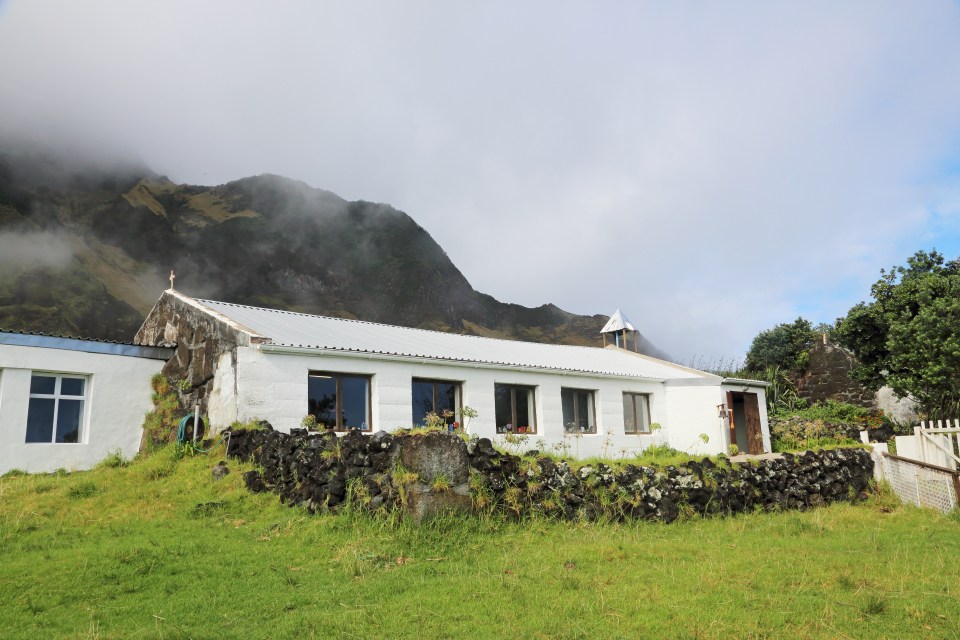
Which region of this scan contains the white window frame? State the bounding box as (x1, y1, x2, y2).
(26, 373, 89, 444)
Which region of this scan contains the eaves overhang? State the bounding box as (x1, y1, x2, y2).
(257, 343, 668, 382)
(0, 331, 175, 360)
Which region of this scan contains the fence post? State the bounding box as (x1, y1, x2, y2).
(916, 424, 926, 465)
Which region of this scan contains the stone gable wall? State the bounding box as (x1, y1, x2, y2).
(135, 292, 247, 416)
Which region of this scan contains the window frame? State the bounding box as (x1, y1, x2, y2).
(307, 371, 373, 432)
(622, 392, 652, 435)
(561, 387, 597, 434)
(494, 383, 538, 434)
(25, 373, 88, 444)
(411, 377, 463, 427)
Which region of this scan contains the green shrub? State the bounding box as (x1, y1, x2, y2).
(773, 399, 876, 425)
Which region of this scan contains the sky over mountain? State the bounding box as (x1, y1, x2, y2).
(1, 1, 958, 362)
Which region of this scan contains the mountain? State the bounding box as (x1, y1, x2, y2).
(0, 145, 668, 358)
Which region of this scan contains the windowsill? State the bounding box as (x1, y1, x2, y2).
(24, 442, 85, 445)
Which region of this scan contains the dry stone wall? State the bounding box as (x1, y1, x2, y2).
(797, 341, 876, 408)
(228, 427, 873, 522)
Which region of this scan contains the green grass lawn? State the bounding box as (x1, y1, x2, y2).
(1, 447, 958, 640)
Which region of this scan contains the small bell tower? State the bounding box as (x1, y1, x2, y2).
(601, 309, 639, 352)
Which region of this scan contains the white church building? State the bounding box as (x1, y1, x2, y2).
(136, 290, 771, 458)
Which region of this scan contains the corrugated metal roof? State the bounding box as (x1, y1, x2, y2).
(194, 298, 709, 380)
(0, 330, 174, 360)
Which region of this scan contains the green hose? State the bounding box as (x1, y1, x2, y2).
(176, 414, 227, 453)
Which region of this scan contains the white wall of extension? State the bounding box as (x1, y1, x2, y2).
(0, 344, 164, 474)
(204, 346, 765, 458)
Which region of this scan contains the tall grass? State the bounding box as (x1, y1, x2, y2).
(0, 445, 958, 639)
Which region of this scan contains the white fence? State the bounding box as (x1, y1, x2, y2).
(877, 453, 960, 513)
(913, 419, 960, 470)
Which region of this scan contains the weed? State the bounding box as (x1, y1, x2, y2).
(497, 432, 530, 455)
(67, 481, 100, 499)
(430, 474, 452, 492)
(860, 593, 888, 617)
(468, 471, 494, 512)
(96, 449, 129, 469)
(866, 480, 901, 513)
(229, 419, 268, 432)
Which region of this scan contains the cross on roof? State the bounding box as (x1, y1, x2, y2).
(169, 270, 175, 290)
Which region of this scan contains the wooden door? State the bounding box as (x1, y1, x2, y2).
(742, 393, 763, 454)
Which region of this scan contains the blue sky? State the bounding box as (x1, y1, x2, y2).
(1, 1, 958, 361)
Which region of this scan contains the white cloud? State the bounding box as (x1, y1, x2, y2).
(1, 0, 958, 359)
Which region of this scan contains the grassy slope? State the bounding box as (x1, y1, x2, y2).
(1, 448, 958, 640)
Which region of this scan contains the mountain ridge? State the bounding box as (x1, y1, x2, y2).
(0, 146, 669, 359)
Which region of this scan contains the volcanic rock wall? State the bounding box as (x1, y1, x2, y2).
(228, 428, 873, 522)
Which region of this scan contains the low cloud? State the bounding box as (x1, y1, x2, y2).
(0, 231, 75, 269)
(0, 2, 958, 359)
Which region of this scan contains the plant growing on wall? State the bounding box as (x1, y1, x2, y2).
(456, 405, 478, 431)
(141, 374, 182, 447)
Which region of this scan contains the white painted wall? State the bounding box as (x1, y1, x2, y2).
(208, 351, 238, 428)
(664, 385, 727, 455)
(210, 346, 753, 459)
(0, 344, 164, 474)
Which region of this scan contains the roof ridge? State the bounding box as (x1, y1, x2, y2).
(195, 297, 613, 353)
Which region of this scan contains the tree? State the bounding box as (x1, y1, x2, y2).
(744, 317, 815, 374)
(835, 250, 960, 420)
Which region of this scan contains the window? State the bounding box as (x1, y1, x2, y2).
(26, 374, 87, 443)
(308, 372, 371, 431)
(623, 392, 651, 434)
(561, 388, 596, 433)
(411, 378, 461, 426)
(495, 384, 536, 434)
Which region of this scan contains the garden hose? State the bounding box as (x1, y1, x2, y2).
(176, 414, 227, 453)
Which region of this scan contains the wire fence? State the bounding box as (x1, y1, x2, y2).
(879, 453, 960, 514)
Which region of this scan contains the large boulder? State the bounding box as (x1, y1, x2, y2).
(396, 431, 469, 485)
